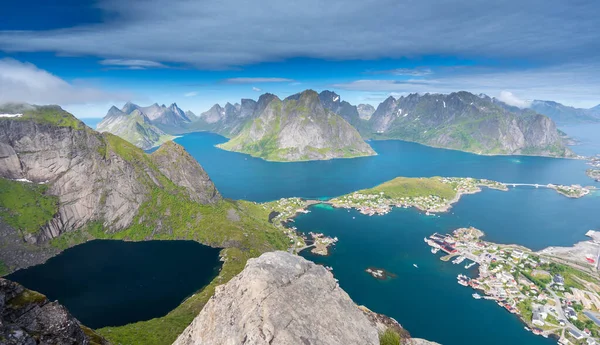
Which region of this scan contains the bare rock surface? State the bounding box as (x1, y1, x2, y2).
(173, 251, 437, 345)
(0, 278, 110, 345)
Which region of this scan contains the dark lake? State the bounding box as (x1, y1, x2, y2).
(7, 240, 222, 328)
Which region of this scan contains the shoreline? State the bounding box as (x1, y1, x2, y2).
(426, 227, 600, 343)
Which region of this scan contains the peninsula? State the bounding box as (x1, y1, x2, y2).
(426, 227, 600, 344)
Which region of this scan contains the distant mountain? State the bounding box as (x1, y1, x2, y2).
(318, 90, 368, 131)
(218, 90, 375, 161)
(97, 104, 175, 150)
(529, 100, 600, 125)
(367, 91, 574, 157)
(357, 104, 376, 120)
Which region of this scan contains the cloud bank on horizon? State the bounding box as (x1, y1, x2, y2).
(0, 0, 599, 111)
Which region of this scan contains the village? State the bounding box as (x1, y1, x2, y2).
(262, 197, 338, 256)
(327, 177, 509, 216)
(426, 227, 600, 345)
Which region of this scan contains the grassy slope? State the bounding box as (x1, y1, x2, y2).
(0, 178, 59, 234)
(40, 133, 289, 345)
(8, 105, 86, 129)
(219, 96, 373, 161)
(354, 176, 457, 200)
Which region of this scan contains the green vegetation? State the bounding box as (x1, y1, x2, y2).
(379, 328, 402, 345)
(360, 176, 457, 200)
(0, 178, 58, 234)
(522, 270, 551, 290)
(0, 260, 9, 276)
(7, 289, 47, 308)
(518, 299, 533, 323)
(1, 105, 85, 129)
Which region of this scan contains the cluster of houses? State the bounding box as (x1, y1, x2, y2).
(428, 229, 600, 344)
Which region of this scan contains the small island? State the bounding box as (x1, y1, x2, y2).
(549, 184, 593, 198)
(427, 227, 600, 344)
(365, 267, 397, 280)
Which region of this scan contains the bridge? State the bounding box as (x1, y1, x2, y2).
(504, 183, 553, 189)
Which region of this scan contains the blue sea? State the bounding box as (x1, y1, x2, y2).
(171, 128, 599, 345)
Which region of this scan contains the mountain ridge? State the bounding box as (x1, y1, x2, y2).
(217, 89, 376, 161)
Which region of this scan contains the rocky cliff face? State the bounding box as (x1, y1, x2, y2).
(218, 90, 375, 161)
(368, 91, 573, 157)
(173, 251, 436, 345)
(97, 106, 174, 150)
(0, 278, 110, 345)
(318, 90, 368, 131)
(0, 104, 221, 247)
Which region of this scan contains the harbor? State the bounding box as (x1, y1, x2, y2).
(425, 227, 600, 345)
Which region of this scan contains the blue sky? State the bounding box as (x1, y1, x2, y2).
(1, 0, 599, 117)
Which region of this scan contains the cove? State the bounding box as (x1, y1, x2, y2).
(7, 240, 222, 329)
(295, 205, 558, 345)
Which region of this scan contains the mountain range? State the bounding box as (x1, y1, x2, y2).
(99, 90, 577, 159)
(528, 100, 600, 125)
(217, 90, 375, 161)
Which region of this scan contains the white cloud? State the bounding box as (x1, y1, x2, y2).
(224, 77, 294, 84)
(368, 67, 433, 76)
(0, 58, 128, 106)
(333, 63, 600, 108)
(99, 59, 168, 69)
(252, 87, 262, 92)
(497, 91, 531, 108)
(184, 91, 198, 97)
(0, 1, 597, 69)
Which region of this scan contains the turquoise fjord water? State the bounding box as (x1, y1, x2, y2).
(173, 131, 599, 345)
(7, 240, 222, 329)
(174, 132, 594, 202)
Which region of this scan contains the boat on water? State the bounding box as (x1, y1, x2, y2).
(524, 327, 530, 332)
(452, 256, 465, 264)
(472, 293, 482, 299)
(431, 247, 440, 254)
(413, 264, 419, 268)
(465, 261, 476, 269)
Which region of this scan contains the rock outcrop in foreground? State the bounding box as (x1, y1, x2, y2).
(0, 278, 110, 345)
(173, 251, 436, 345)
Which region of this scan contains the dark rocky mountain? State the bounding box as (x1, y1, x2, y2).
(367, 91, 574, 157)
(173, 251, 437, 345)
(218, 90, 375, 161)
(529, 100, 600, 124)
(0, 278, 110, 345)
(318, 90, 368, 131)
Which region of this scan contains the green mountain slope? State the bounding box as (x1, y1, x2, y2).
(367, 92, 574, 157)
(218, 90, 375, 161)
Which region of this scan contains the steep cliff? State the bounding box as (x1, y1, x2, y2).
(0, 104, 221, 268)
(318, 90, 368, 132)
(368, 92, 574, 157)
(0, 278, 110, 345)
(173, 251, 436, 345)
(218, 90, 375, 161)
